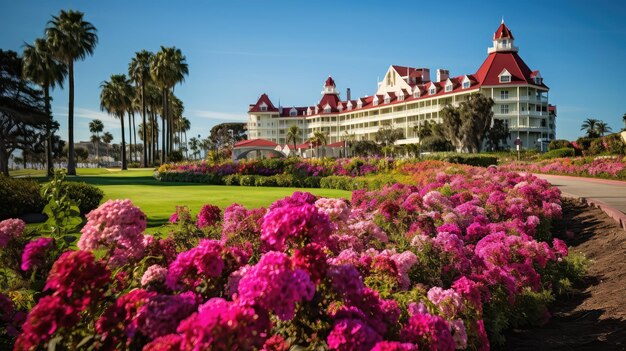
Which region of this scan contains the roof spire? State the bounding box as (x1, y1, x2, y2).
(501, 16, 504, 24)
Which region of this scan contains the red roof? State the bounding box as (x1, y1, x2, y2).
(493, 22, 514, 40)
(475, 51, 546, 87)
(327, 140, 347, 148)
(234, 138, 277, 148)
(248, 93, 278, 113)
(325, 76, 335, 87)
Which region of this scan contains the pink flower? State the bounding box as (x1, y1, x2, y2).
(237, 251, 315, 321)
(141, 265, 168, 287)
(261, 202, 332, 251)
(0, 218, 25, 247)
(400, 312, 455, 351)
(196, 204, 221, 228)
(136, 292, 199, 339)
(371, 341, 418, 351)
(21, 237, 54, 271)
(327, 318, 382, 351)
(166, 239, 225, 291)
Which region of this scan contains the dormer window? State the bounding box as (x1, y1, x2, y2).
(315, 106, 319, 114)
(534, 77, 543, 85)
(324, 104, 331, 113)
(384, 95, 390, 104)
(289, 108, 297, 117)
(498, 69, 511, 83)
(445, 84, 453, 92)
(373, 96, 379, 106)
(398, 93, 404, 101)
(357, 100, 363, 109)
(347, 101, 353, 110)
(260, 102, 268, 112)
(414, 90, 420, 98)
(307, 107, 312, 116)
(463, 81, 470, 89)
(429, 87, 436, 95)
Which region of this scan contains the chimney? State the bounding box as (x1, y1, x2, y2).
(436, 69, 449, 82)
(346, 88, 351, 101)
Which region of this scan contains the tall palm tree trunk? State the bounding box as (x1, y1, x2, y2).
(120, 113, 127, 170)
(128, 112, 133, 165)
(67, 61, 76, 175)
(141, 84, 147, 167)
(151, 111, 156, 165)
(44, 85, 54, 177)
(185, 131, 188, 159)
(161, 89, 167, 163)
(132, 111, 137, 163)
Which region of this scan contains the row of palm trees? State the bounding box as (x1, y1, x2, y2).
(22, 9, 96, 176)
(284, 125, 329, 157)
(100, 47, 189, 170)
(580, 118, 614, 138)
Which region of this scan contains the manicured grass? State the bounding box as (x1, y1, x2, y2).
(13, 168, 352, 229)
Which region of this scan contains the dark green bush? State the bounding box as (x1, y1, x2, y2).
(223, 174, 240, 186)
(575, 137, 594, 152)
(541, 147, 575, 159)
(588, 139, 606, 155)
(274, 173, 295, 187)
(168, 151, 184, 162)
(239, 175, 257, 186)
(62, 182, 104, 215)
(548, 139, 572, 151)
(423, 153, 498, 167)
(254, 176, 277, 187)
(0, 175, 44, 219)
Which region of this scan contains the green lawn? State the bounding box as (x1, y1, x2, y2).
(14, 168, 352, 229)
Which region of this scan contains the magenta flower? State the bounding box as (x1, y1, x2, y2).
(0, 218, 25, 247)
(21, 237, 54, 271)
(196, 204, 221, 228)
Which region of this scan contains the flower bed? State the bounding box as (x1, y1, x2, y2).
(1, 164, 585, 350)
(501, 156, 626, 181)
(154, 156, 498, 188)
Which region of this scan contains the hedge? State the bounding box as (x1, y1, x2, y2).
(422, 153, 498, 167)
(541, 148, 575, 159)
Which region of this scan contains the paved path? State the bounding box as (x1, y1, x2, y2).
(533, 173, 626, 229)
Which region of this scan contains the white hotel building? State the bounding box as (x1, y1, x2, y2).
(246, 22, 556, 150)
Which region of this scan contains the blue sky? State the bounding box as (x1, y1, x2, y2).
(1, 0, 625, 143)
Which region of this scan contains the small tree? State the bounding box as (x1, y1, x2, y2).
(440, 94, 494, 153)
(286, 125, 301, 156)
(580, 118, 599, 138)
(485, 119, 510, 151)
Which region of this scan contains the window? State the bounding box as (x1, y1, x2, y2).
(260, 106, 267, 112)
(290, 109, 297, 117)
(500, 104, 509, 114)
(500, 75, 510, 83)
(500, 90, 509, 100)
(398, 94, 404, 101)
(445, 84, 452, 92)
(414, 91, 420, 98)
(463, 81, 470, 89)
(429, 87, 436, 95)
(384, 96, 390, 104)
(324, 106, 331, 113)
(541, 119, 546, 127)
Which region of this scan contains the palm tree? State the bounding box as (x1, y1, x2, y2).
(102, 131, 113, 160)
(622, 113, 626, 131)
(145, 83, 161, 165)
(189, 137, 200, 160)
(309, 131, 328, 158)
(46, 9, 98, 175)
(286, 125, 301, 156)
(129, 50, 153, 167)
(22, 37, 67, 177)
(88, 119, 104, 163)
(595, 121, 612, 137)
(100, 74, 132, 170)
(150, 46, 188, 163)
(179, 117, 191, 158)
(580, 118, 600, 138)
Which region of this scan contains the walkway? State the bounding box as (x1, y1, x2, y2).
(533, 173, 626, 229)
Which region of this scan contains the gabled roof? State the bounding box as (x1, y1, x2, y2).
(248, 93, 278, 112)
(493, 22, 514, 40)
(234, 138, 278, 148)
(475, 51, 547, 87)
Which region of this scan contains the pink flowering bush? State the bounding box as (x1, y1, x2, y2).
(2, 162, 588, 350)
(502, 156, 626, 180)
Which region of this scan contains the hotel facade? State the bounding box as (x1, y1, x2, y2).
(246, 22, 556, 150)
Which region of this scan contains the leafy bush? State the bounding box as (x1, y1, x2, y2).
(548, 139, 572, 151)
(223, 174, 240, 186)
(254, 176, 277, 187)
(239, 175, 257, 186)
(423, 153, 498, 167)
(589, 138, 606, 155)
(0, 175, 44, 220)
(168, 150, 184, 162)
(541, 148, 575, 159)
(62, 182, 104, 215)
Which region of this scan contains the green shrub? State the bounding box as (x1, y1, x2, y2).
(541, 147, 575, 159)
(239, 175, 257, 186)
(575, 137, 594, 152)
(423, 153, 498, 167)
(223, 174, 240, 186)
(0, 175, 44, 220)
(274, 173, 295, 187)
(168, 151, 184, 162)
(62, 182, 104, 215)
(254, 176, 277, 187)
(548, 139, 572, 151)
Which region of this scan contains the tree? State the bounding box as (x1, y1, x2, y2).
(580, 118, 599, 138)
(74, 146, 89, 163)
(100, 74, 132, 170)
(88, 119, 104, 162)
(102, 131, 113, 158)
(622, 113, 626, 131)
(485, 119, 510, 151)
(22, 37, 67, 177)
(46, 9, 98, 175)
(129, 50, 153, 167)
(150, 46, 188, 163)
(188, 136, 200, 160)
(286, 124, 301, 156)
(309, 131, 328, 158)
(179, 117, 191, 158)
(595, 121, 612, 137)
(0, 50, 48, 175)
(351, 140, 381, 157)
(439, 94, 494, 153)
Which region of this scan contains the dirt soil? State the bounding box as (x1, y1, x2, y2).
(506, 198, 626, 350)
